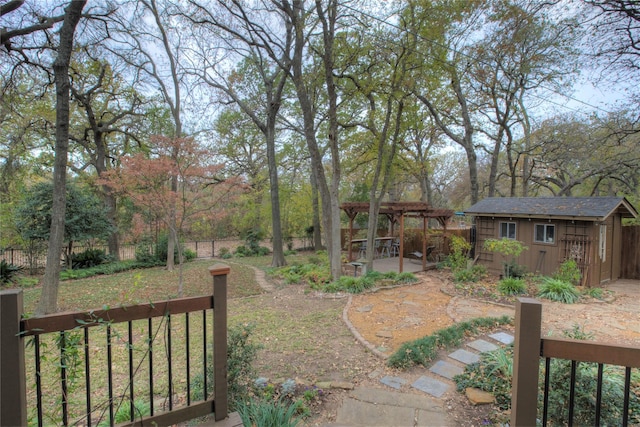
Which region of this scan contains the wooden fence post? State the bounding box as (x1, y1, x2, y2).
(511, 297, 542, 427)
(209, 264, 230, 421)
(0, 289, 27, 426)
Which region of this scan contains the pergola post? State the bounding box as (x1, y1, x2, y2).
(399, 212, 405, 273)
(422, 216, 428, 271)
(348, 216, 354, 261)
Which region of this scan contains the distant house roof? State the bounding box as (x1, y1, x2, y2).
(465, 197, 638, 221)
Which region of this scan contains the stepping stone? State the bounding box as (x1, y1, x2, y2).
(411, 375, 450, 398)
(379, 375, 407, 390)
(449, 349, 480, 365)
(376, 330, 393, 338)
(489, 332, 514, 345)
(368, 368, 384, 379)
(468, 339, 499, 353)
(357, 304, 373, 312)
(430, 360, 464, 380)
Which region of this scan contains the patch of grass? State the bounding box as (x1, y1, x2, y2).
(497, 277, 527, 295)
(537, 277, 580, 303)
(23, 259, 263, 313)
(387, 316, 513, 369)
(59, 260, 164, 281)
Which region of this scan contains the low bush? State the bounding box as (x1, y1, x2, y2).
(454, 324, 640, 425)
(497, 277, 527, 295)
(502, 259, 527, 278)
(537, 277, 580, 303)
(71, 248, 110, 269)
(454, 346, 514, 410)
(0, 259, 23, 285)
(453, 265, 487, 283)
(59, 259, 164, 281)
(553, 259, 581, 286)
(387, 316, 512, 369)
(447, 235, 472, 272)
(192, 323, 261, 407)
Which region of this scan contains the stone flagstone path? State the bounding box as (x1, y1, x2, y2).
(370, 332, 514, 399)
(329, 331, 515, 426)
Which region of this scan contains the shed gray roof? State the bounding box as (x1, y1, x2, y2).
(465, 197, 638, 220)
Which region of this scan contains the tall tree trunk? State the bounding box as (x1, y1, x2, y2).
(94, 132, 121, 261)
(266, 121, 286, 267)
(37, 0, 86, 315)
(289, 0, 341, 279)
(316, 0, 343, 280)
(310, 168, 322, 250)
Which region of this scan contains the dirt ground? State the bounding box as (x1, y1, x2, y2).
(234, 269, 640, 426)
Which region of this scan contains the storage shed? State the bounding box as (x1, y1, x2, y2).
(465, 197, 638, 287)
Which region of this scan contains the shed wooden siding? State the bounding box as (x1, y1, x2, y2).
(474, 217, 622, 286)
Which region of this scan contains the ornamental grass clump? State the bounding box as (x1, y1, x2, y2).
(537, 277, 580, 303)
(497, 277, 527, 296)
(237, 397, 304, 427)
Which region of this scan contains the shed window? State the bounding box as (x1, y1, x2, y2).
(499, 222, 516, 239)
(534, 224, 555, 244)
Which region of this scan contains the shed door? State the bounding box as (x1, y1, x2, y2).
(599, 219, 614, 283)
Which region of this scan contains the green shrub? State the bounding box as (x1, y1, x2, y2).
(218, 247, 230, 257)
(134, 238, 156, 263)
(0, 259, 23, 285)
(544, 361, 639, 426)
(497, 277, 527, 295)
(387, 316, 512, 369)
(537, 277, 580, 303)
(454, 265, 487, 283)
(71, 248, 110, 269)
(192, 323, 261, 407)
(503, 259, 527, 278)
(554, 259, 581, 286)
(447, 235, 471, 272)
(455, 326, 640, 424)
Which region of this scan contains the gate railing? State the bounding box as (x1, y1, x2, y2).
(512, 298, 640, 426)
(0, 264, 230, 427)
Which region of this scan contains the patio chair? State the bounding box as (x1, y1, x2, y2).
(374, 239, 381, 258)
(380, 240, 391, 258)
(358, 241, 367, 259)
(390, 239, 400, 257)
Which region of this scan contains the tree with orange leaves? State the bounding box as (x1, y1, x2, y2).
(102, 135, 243, 296)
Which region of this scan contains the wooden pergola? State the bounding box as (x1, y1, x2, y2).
(341, 202, 455, 272)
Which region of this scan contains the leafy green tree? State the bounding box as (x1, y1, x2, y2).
(483, 238, 528, 278)
(15, 182, 113, 269)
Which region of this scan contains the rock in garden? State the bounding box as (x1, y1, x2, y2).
(465, 387, 495, 405)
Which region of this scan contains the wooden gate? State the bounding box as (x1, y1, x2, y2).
(621, 225, 640, 279)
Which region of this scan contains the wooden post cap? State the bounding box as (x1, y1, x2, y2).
(209, 264, 231, 276)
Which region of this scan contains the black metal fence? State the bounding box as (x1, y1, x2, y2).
(1, 237, 314, 270)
